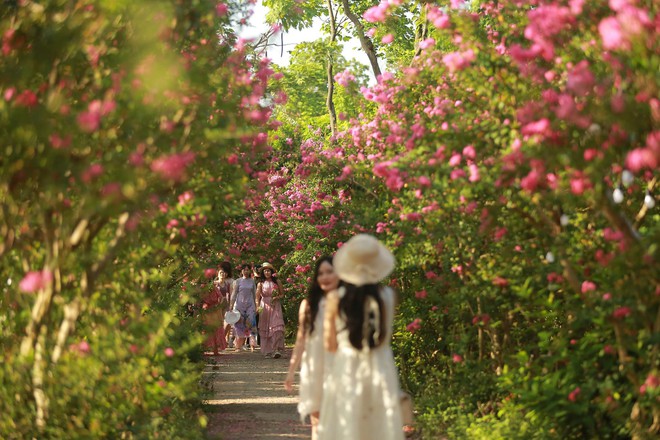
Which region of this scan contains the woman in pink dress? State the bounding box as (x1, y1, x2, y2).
(256, 262, 286, 358)
(203, 262, 232, 355)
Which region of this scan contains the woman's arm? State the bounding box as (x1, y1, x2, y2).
(324, 290, 339, 353)
(285, 300, 308, 393)
(255, 282, 263, 308)
(229, 280, 237, 310)
(252, 279, 257, 309)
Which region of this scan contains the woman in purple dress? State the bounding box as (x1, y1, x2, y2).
(256, 262, 285, 358)
(229, 264, 257, 351)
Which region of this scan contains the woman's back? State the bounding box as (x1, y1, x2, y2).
(318, 286, 403, 440)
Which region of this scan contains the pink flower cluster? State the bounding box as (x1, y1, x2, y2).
(442, 49, 476, 73)
(599, 1, 652, 51)
(77, 99, 116, 132)
(334, 69, 356, 87)
(626, 131, 659, 172)
(19, 270, 53, 293)
(427, 7, 450, 29)
(406, 318, 422, 333)
(363, 0, 403, 23)
(373, 161, 404, 191)
(151, 151, 196, 182)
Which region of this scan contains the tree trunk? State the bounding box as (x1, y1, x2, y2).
(340, 0, 382, 80)
(326, 0, 338, 134)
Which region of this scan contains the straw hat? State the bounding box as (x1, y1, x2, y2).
(261, 262, 276, 271)
(333, 234, 395, 286)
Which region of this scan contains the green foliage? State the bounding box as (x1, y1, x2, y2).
(0, 0, 267, 437)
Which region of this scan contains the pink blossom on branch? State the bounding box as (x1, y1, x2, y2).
(406, 318, 422, 333)
(151, 152, 196, 182)
(442, 49, 476, 73)
(334, 69, 356, 87)
(19, 270, 53, 293)
(381, 34, 394, 44)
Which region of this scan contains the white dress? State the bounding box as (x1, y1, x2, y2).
(318, 287, 404, 440)
(298, 298, 333, 420)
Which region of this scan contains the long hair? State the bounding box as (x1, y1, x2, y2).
(338, 283, 386, 350)
(305, 256, 334, 335)
(219, 261, 232, 278)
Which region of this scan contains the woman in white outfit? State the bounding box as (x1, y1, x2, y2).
(318, 234, 404, 440)
(285, 256, 339, 440)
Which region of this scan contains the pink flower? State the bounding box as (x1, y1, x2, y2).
(581, 280, 597, 293)
(406, 318, 422, 333)
(599, 17, 627, 50)
(382, 34, 394, 44)
(521, 119, 550, 136)
(77, 108, 101, 132)
(640, 374, 660, 394)
(334, 69, 356, 87)
(612, 306, 631, 320)
(81, 163, 104, 183)
(415, 290, 428, 299)
(602, 292, 612, 301)
(442, 49, 475, 73)
(178, 191, 194, 206)
(448, 153, 462, 167)
(625, 148, 657, 172)
(19, 270, 53, 293)
(216, 3, 228, 17)
(493, 227, 507, 241)
(570, 172, 591, 195)
(566, 61, 595, 96)
(14, 90, 38, 107)
(78, 341, 91, 354)
(164, 347, 175, 357)
(468, 164, 480, 182)
(364, 5, 388, 23)
(204, 268, 217, 278)
(452, 354, 464, 363)
(425, 271, 438, 280)
(76, 99, 115, 133)
(427, 7, 450, 29)
(492, 276, 509, 287)
(49, 134, 71, 149)
(418, 176, 431, 187)
(569, 0, 585, 15)
(419, 38, 435, 50)
(151, 152, 196, 182)
(462, 145, 476, 160)
(568, 387, 581, 402)
(521, 169, 543, 193)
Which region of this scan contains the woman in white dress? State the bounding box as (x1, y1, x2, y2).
(318, 234, 404, 440)
(284, 256, 339, 440)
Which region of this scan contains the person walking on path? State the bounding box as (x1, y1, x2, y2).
(202, 262, 232, 355)
(229, 263, 257, 352)
(256, 262, 286, 358)
(284, 256, 339, 440)
(217, 261, 235, 349)
(318, 234, 404, 440)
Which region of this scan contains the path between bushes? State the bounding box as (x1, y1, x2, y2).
(203, 347, 310, 440)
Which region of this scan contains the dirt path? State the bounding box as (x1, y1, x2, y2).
(203, 347, 310, 440)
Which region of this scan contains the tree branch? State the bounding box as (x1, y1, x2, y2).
(340, 0, 382, 79)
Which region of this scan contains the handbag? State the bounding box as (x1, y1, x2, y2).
(400, 390, 414, 425)
(224, 310, 240, 325)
